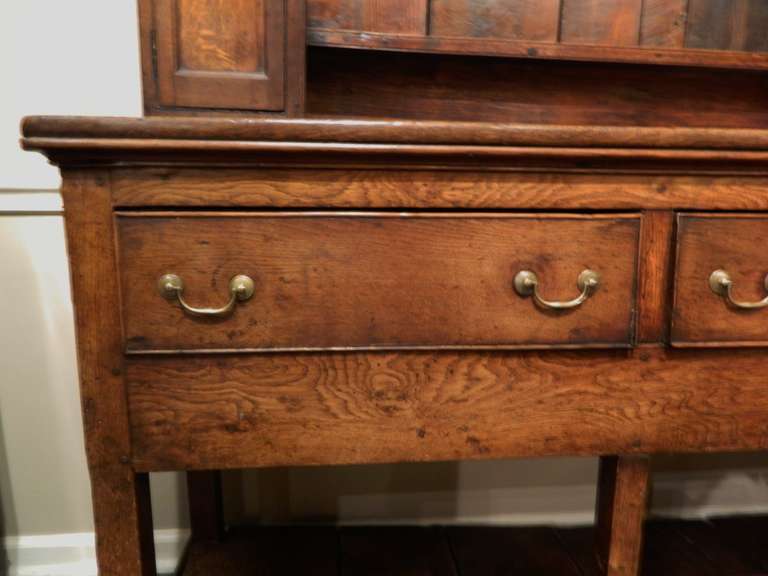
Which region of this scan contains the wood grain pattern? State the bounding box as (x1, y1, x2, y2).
(117, 213, 640, 352)
(109, 168, 768, 211)
(308, 0, 768, 69)
(176, 0, 263, 73)
(429, 0, 560, 41)
(636, 211, 674, 343)
(672, 214, 768, 346)
(307, 49, 768, 129)
(150, 0, 285, 110)
(686, 0, 768, 52)
(61, 170, 156, 575)
(307, 27, 768, 69)
(126, 346, 768, 471)
(307, 0, 362, 29)
(639, 0, 688, 47)
(363, 0, 428, 34)
(596, 456, 650, 576)
(307, 0, 427, 33)
(560, 0, 643, 47)
(284, 0, 307, 116)
(26, 136, 768, 173)
(23, 115, 768, 150)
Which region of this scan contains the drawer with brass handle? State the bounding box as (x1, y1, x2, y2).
(116, 212, 640, 352)
(672, 214, 768, 347)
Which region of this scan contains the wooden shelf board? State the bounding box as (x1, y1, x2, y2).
(308, 28, 768, 71)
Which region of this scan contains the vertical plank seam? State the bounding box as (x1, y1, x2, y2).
(637, 0, 646, 45)
(680, 0, 691, 48)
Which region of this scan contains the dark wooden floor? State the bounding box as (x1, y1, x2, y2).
(180, 516, 768, 575)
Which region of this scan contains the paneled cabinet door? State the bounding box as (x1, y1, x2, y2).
(151, 0, 285, 110)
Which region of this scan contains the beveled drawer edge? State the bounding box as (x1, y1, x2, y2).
(671, 212, 768, 347)
(669, 340, 768, 349)
(124, 341, 635, 355)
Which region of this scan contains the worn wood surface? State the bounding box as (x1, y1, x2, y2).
(140, 0, 306, 115)
(308, 0, 768, 70)
(149, 0, 285, 111)
(672, 214, 768, 346)
(306, 48, 768, 128)
(639, 0, 688, 47)
(636, 211, 674, 343)
(429, 0, 560, 42)
(596, 456, 650, 576)
(686, 0, 768, 52)
(308, 0, 428, 34)
(117, 213, 639, 352)
(61, 170, 156, 575)
(284, 0, 306, 116)
(308, 27, 768, 70)
(25, 136, 768, 173)
(127, 346, 768, 471)
(560, 0, 642, 47)
(23, 115, 768, 149)
(110, 168, 768, 211)
(21, 116, 768, 173)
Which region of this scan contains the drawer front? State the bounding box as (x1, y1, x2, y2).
(127, 348, 768, 471)
(672, 214, 768, 346)
(117, 212, 640, 352)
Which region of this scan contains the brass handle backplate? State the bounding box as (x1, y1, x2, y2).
(158, 273, 254, 317)
(708, 269, 768, 310)
(514, 269, 600, 310)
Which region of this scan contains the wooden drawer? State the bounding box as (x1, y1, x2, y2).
(117, 212, 640, 352)
(672, 214, 768, 347)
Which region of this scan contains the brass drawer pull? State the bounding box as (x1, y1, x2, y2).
(158, 273, 254, 317)
(709, 270, 768, 310)
(514, 269, 600, 310)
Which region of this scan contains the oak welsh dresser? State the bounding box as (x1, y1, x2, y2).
(21, 1, 768, 574)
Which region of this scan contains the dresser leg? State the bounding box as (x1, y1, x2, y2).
(187, 471, 224, 541)
(61, 171, 157, 575)
(89, 469, 157, 575)
(595, 455, 651, 576)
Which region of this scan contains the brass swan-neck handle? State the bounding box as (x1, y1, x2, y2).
(709, 270, 768, 310)
(514, 269, 600, 310)
(158, 273, 254, 317)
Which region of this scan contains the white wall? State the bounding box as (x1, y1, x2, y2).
(1, 1, 189, 574)
(2, 2, 768, 575)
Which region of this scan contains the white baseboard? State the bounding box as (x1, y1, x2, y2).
(3, 529, 190, 576)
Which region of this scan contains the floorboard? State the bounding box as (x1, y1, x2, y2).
(179, 515, 768, 575)
(180, 526, 338, 576)
(448, 526, 583, 575)
(339, 526, 457, 576)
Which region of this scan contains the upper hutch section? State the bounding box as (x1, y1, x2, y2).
(139, 0, 305, 114)
(307, 0, 768, 68)
(138, 0, 768, 127)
